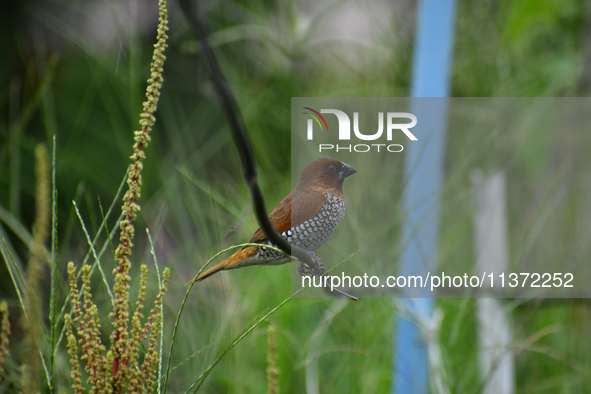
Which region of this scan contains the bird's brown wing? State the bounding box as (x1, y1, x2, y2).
(250, 189, 326, 242)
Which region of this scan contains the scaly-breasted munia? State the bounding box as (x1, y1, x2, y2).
(194, 157, 357, 281)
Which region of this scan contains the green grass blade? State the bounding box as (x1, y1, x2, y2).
(177, 166, 243, 219)
(77, 167, 128, 271)
(186, 288, 306, 393)
(40, 346, 51, 391)
(146, 228, 164, 394)
(162, 248, 360, 393)
(53, 170, 128, 352)
(53, 213, 123, 356)
(0, 205, 34, 250)
(98, 196, 116, 259)
(186, 250, 360, 392)
(162, 242, 282, 394)
(0, 205, 53, 267)
(48, 135, 58, 388)
(0, 228, 28, 318)
(170, 343, 215, 373)
(72, 201, 114, 301)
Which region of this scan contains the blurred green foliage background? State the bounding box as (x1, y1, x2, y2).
(1, 0, 591, 392)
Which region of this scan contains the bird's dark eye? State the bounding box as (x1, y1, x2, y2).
(327, 164, 336, 173)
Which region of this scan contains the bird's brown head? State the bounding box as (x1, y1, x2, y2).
(295, 157, 357, 194)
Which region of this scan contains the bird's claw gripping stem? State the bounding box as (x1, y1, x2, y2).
(297, 251, 326, 277)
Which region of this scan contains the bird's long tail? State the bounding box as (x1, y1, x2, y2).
(186, 246, 257, 284)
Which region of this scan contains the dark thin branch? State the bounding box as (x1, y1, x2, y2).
(178, 0, 314, 269)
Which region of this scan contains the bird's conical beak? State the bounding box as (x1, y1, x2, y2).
(339, 162, 357, 181)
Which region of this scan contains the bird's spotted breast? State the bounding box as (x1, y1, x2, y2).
(290, 192, 346, 250)
(256, 191, 346, 263)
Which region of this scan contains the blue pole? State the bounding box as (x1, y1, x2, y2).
(393, 1, 456, 393)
